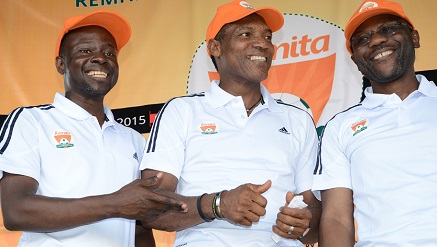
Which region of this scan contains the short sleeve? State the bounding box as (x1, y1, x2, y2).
(140, 99, 187, 178)
(0, 108, 41, 181)
(312, 118, 352, 193)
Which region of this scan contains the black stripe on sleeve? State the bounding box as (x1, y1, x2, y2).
(146, 93, 205, 153)
(0, 105, 54, 154)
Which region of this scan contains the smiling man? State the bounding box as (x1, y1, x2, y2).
(140, 1, 321, 246)
(0, 11, 187, 247)
(313, 0, 437, 246)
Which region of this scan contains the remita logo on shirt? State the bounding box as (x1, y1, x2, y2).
(200, 122, 217, 135)
(53, 130, 75, 148)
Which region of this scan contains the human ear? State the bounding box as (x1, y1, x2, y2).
(207, 39, 221, 58)
(412, 30, 420, 48)
(350, 55, 357, 66)
(55, 56, 65, 75)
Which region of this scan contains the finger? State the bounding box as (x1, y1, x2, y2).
(140, 172, 164, 189)
(276, 211, 308, 233)
(148, 193, 188, 213)
(244, 206, 266, 223)
(272, 225, 298, 239)
(251, 180, 272, 194)
(285, 191, 294, 206)
(238, 217, 254, 227)
(247, 201, 267, 218)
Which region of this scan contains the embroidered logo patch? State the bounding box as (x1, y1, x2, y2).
(53, 130, 75, 148)
(200, 122, 217, 135)
(351, 119, 368, 136)
(360, 2, 379, 13)
(240, 1, 255, 10)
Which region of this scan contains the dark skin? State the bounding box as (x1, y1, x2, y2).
(350, 14, 420, 100)
(0, 26, 186, 246)
(142, 14, 321, 244)
(209, 14, 273, 115)
(319, 14, 420, 247)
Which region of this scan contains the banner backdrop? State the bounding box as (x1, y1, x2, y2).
(1, 1, 436, 246)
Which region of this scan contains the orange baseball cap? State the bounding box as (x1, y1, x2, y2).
(206, 0, 284, 53)
(55, 10, 131, 58)
(344, 0, 415, 54)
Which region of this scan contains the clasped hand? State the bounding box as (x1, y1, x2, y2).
(273, 192, 311, 239)
(111, 172, 187, 223)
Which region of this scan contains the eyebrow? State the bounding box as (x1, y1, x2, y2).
(72, 40, 116, 49)
(235, 25, 272, 33)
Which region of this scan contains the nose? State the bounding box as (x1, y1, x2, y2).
(252, 35, 271, 50)
(90, 52, 107, 64)
(367, 31, 389, 48)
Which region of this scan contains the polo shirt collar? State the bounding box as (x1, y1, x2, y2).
(52, 93, 116, 126)
(362, 74, 436, 109)
(206, 80, 282, 112)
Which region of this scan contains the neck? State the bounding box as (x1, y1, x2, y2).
(246, 95, 263, 112)
(370, 76, 419, 100)
(66, 93, 106, 126)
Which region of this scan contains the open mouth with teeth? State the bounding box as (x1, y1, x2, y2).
(373, 50, 393, 60)
(87, 71, 108, 78)
(249, 55, 267, 61)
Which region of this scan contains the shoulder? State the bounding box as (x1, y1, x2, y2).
(159, 93, 206, 113)
(166, 93, 206, 105)
(274, 99, 315, 124)
(3, 104, 55, 124)
(321, 103, 363, 137)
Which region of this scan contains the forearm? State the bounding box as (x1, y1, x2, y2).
(3, 193, 119, 232)
(299, 199, 322, 244)
(319, 215, 355, 246)
(318, 188, 355, 247)
(2, 172, 187, 232)
(142, 192, 215, 232)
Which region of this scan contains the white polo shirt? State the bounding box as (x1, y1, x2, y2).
(142, 81, 318, 247)
(313, 75, 437, 246)
(0, 93, 146, 247)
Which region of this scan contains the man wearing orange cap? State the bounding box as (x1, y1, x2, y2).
(140, 1, 320, 246)
(0, 10, 187, 247)
(313, 0, 437, 246)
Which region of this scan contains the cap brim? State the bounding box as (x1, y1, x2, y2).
(255, 8, 284, 33)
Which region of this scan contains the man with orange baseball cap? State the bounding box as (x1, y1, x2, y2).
(313, 0, 437, 246)
(0, 10, 187, 247)
(140, 1, 321, 246)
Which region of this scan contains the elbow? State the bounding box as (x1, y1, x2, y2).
(1, 208, 28, 231)
(3, 216, 22, 231)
